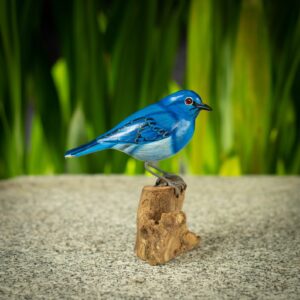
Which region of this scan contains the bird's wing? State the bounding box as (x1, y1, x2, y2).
(98, 112, 175, 144)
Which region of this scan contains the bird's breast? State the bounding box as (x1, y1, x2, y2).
(172, 118, 195, 153)
(175, 119, 192, 138)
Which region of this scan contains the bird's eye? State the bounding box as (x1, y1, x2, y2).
(185, 97, 193, 105)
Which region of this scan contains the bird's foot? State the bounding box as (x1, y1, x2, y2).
(155, 174, 187, 197)
(144, 162, 186, 197)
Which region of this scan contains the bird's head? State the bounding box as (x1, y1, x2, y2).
(160, 90, 212, 119)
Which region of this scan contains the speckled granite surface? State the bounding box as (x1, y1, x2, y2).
(0, 175, 299, 299)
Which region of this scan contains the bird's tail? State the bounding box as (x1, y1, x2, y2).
(64, 139, 111, 158)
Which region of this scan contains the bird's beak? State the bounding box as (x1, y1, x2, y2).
(196, 103, 213, 111)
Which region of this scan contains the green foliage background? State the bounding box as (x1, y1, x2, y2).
(0, 0, 299, 178)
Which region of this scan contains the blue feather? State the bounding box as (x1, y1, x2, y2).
(64, 140, 112, 158)
(98, 114, 174, 144)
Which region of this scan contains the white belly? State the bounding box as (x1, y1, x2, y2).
(113, 136, 174, 161)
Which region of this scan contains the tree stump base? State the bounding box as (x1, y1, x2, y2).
(135, 182, 200, 265)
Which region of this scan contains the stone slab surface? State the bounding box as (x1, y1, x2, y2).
(0, 175, 299, 299)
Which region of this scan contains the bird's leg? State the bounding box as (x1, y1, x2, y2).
(144, 161, 167, 181)
(144, 162, 186, 197)
(145, 162, 169, 177)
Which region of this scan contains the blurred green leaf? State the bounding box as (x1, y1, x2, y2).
(0, 0, 299, 178)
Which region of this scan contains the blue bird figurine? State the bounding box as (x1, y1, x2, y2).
(65, 90, 212, 195)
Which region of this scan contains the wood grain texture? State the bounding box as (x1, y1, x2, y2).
(135, 185, 200, 265)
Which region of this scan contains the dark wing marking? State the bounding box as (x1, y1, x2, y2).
(98, 117, 171, 144)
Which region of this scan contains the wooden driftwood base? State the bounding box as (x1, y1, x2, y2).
(135, 184, 200, 265)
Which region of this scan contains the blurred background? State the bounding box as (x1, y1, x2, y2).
(0, 0, 299, 179)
